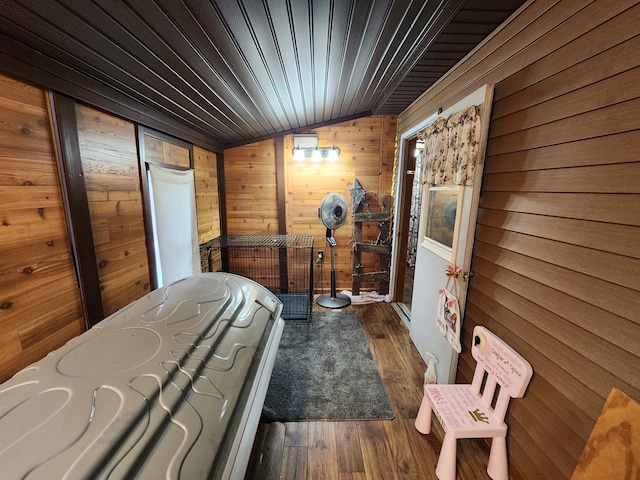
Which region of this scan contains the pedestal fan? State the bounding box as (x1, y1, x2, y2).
(316, 192, 352, 309)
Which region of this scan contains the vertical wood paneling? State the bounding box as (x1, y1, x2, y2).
(143, 134, 190, 168)
(379, 115, 398, 195)
(76, 105, 151, 316)
(223, 138, 279, 235)
(0, 73, 84, 383)
(223, 116, 395, 292)
(0, 80, 222, 383)
(398, 1, 640, 478)
(288, 116, 396, 292)
(194, 146, 220, 244)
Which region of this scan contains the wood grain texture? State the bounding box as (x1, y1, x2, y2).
(492, 1, 640, 105)
(285, 116, 395, 292)
(194, 146, 220, 244)
(223, 138, 280, 235)
(398, 0, 636, 131)
(483, 131, 640, 174)
(476, 208, 639, 259)
(224, 116, 395, 292)
(76, 104, 151, 316)
(143, 134, 190, 168)
(0, 73, 84, 383)
(335, 422, 365, 474)
(397, 1, 640, 478)
(308, 422, 340, 480)
(479, 191, 640, 226)
(246, 302, 493, 480)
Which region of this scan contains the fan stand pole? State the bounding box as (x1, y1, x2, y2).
(316, 228, 351, 309)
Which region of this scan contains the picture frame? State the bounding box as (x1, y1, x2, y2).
(421, 185, 464, 261)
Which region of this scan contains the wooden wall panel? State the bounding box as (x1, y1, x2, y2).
(194, 146, 220, 244)
(0, 76, 222, 381)
(397, 1, 640, 478)
(0, 73, 84, 383)
(224, 138, 279, 235)
(76, 105, 150, 316)
(398, 0, 639, 132)
(287, 116, 396, 292)
(222, 116, 395, 292)
(143, 134, 190, 168)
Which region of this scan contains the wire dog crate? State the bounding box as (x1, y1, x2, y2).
(200, 234, 314, 320)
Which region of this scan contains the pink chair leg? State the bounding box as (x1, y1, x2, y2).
(435, 434, 457, 480)
(414, 390, 433, 434)
(487, 436, 508, 480)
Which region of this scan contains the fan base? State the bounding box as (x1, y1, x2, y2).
(316, 292, 351, 309)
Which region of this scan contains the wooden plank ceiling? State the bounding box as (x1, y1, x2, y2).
(0, 0, 525, 149)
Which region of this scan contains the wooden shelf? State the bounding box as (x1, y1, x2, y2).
(352, 271, 389, 282)
(354, 243, 391, 255)
(353, 212, 391, 222)
(351, 194, 393, 295)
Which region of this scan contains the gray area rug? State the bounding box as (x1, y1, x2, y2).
(261, 311, 394, 422)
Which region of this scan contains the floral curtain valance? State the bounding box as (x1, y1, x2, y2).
(418, 104, 482, 186)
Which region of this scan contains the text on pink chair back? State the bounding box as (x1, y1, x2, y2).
(471, 326, 533, 399)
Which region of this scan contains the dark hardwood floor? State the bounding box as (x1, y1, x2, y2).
(245, 301, 493, 479)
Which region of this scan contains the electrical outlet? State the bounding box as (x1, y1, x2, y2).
(316, 250, 324, 263)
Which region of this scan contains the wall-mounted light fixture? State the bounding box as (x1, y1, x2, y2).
(292, 133, 340, 162)
(293, 146, 341, 162)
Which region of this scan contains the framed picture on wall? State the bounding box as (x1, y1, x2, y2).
(421, 186, 464, 261)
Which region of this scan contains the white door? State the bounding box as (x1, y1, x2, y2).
(407, 85, 493, 384)
(410, 184, 477, 384)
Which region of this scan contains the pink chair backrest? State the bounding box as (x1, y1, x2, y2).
(471, 326, 533, 398)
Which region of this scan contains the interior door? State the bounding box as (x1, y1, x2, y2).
(407, 85, 493, 384)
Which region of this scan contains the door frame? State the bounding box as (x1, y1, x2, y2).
(389, 113, 438, 309)
(393, 137, 421, 315)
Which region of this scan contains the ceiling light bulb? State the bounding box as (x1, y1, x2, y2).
(293, 147, 305, 162)
(328, 148, 339, 162)
(311, 148, 322, 162)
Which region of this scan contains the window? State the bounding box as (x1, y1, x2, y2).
(421, 186, 463, 261)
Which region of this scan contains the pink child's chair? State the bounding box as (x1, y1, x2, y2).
(415, 326, 533, 480)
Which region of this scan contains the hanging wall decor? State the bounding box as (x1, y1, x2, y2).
(436, 265, 462, 353)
